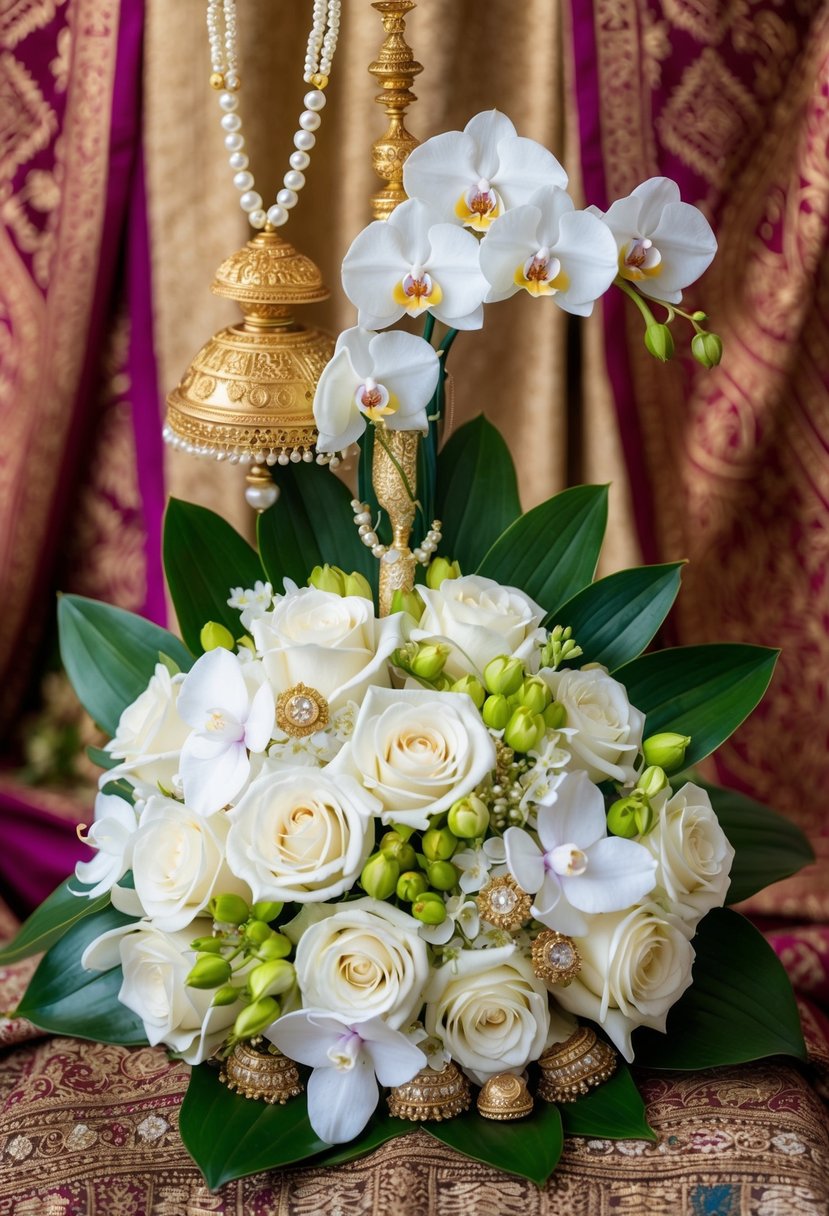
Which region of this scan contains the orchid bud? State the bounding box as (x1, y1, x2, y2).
(360, 852, 400, 900)
(422, 826, 458, 862)
(636, 765, 668, 799)
(635, 801, 655, 835)
(426, 860, 460, 891)
(396, 870, 428, 902)
(248, 959, 295, 1001)
(209, 893, 249, 925)
(189, 936, 224, 954)
(200, 621, 235, 652)
(642, 732, 690, 773)
(212, 984, 241, 1007)
(483, 656, 525, 696)
(544, 701, 567, 730)
(244, 920, 273, 947)
(691, 331, 723, 368)
(186, 954, 232, 989)
(256, 932, 292, 960)
(412, 892, 447, 925)
(343, 571, 373, 600)
(606, 795, 641, 839)
(517, 676, 552, 714)
(410, 643, 450, 681)
(390, 589, 424, 620)
(251, 900, 284, 924)
(308, 564, 345, 595)
(379, 831, 417, 872)
(426, 557, 461, 589)
(644, 323, 675, 362)
(450, 675, 486, 709)
(448, 794, 490, 839)
(482, 694, 511, 730)
(232, 996, 279, 1040)
(504, 706, 545, 753)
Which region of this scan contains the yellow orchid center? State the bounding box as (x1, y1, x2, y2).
(619, 237, 662, 281)
(393, 265, 443, 314)
(514, 248, 570, 297)
(355, 378, 398, 423)
(454, 178, 501, 232)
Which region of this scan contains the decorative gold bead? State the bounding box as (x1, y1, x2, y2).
(477, 875, 532, 931)
(275, 683, 330, 738)
(476, 1072, 533, 1121)
(388, 1062, 471, 1122)
(531, 929, 582, 986)
(220, 1039, 303, 1104)
(537, 1026, 618, 1104)
(209, 71, 225, 90)
(311, 72, 329, 88)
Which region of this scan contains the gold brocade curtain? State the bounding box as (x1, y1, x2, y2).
(145, 0, 640, 571)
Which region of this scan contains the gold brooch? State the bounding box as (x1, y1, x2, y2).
(220, 1039, 303, 1105)
(275, 683, 330, 737)
(477, 1072, 533, 1121)
(477, 875, 532, 931)
(387, 1061, 471, 1121)
(531, 929, 582, 986)
(536, 1026, 617, 1103)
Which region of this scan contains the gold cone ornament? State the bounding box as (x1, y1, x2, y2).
(536, 1026, 618, 1103)
(387, 1061, 471, 1121)
(476, 1072, 534, 1121)
(219, 1038, 303, 1104)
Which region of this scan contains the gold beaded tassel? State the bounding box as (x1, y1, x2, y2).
(368, 1, 422, 221)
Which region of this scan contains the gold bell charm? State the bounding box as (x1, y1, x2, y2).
(536, 1026, 618, 1103)
(220, 1038, 303, 1104)
(388, 1061, 471, 1121)
(476, 1072, 534, 1121)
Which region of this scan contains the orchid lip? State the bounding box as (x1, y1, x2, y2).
(546, 843, 588, 877)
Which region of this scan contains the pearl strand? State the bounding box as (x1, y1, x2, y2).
(349, 500, 444, 566)
(206, 0, 341, 230)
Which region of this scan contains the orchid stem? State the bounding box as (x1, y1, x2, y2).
(438, 327, 460, 361)
(613, 276, 658, 326)
(423, 313, 436, 345)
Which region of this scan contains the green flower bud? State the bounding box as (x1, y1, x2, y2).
(251, 900, 284, 924)
(692, 311, 707, 322)
(189, 936, 225, 954)
(606, 795, 641, 839)
(209, 893, 250, 925)
(410, 643, 450, 681)
(503, 706, 545, 753)
(517, 676, 552, 714)
(390, 823, 415, 842)
(483, 655, 525, 696)
(447, 794, 490, 839)
(308, 563, 345, 595)
(360, 852, 400, 900)
(426, 557, 461, 589)
(634, 801, 655, 835)
(642, 732, 691, 773)
(237, 635, 256, 653)
(422, 826, 458, 861)
(200, 621, 235, 652)
(396, 870, 429, 902)
(426, 860, 459, 891)
(450, 674, 486, 709)
(636, 765, 668, 799)
(644, 323, 675, 362)
(343, 571, 373, 600)
(390, 589, 424, 621)
(232, 996, 279, 1041)
(248, 959, 296, 1001)
(432, 674, 452, 692)
(244, 919, 273, 946)
(379, 831, 417, 872)
(256, 932, 292, 960)
(482, 693, 511, 730)
(186, 954, 232, 990)
(212, 984, 241, 1007)
(691, 331, 723, 369)
(544, 701, 567, 730)
(412, 892, 447, 924)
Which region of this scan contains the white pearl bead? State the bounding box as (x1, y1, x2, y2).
(354, 511, 371, 525)
(249, 209, 267, 229)
(218, 92, 238, 111)
(302, 450, 314, 462)
(299, 110, 321, 131)
(293, 129, 316, 151)
(283, 170, 305, 192)
(371, 544, 385, 558)
(277, 188, 298, 209)
(225, 70, 240, 89)
(239, 190, 263, 212)
(233, 170, 254, 191)
(278, 452, 289, 465)
(245, 484, 279, 511)
(290, 150, 310, 171)
(220, 112, 242, 132)
(304, 89, 326, 111)
(228, 151, 249, 171)
(224, 133, 245, 152)
(358, 523, 372, 536)
(266, 204, 289, 227)
(363, 531, 378, 546)
(290, 450, 301, 463)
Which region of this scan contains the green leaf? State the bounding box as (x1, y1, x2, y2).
(559, 1062, 655, 1141)
(633, 907, 806, 1069)
(477, 485, 608, 617)
(698, 781, 815, 904)
(615, 644, 778, 767)
(17, 904, 148, 1045)
(163, 499, 264, 654)
(435, 416, 521, 570)
(313, 1111, 415, 1167)
(555, 563, 683, 670)
(0, 878, 111, 965)
(426, 1100, 563, 1186)
(86, 745, 119, 771)
(58, 594, 193, 736)
(180, 1062, 328, 1189)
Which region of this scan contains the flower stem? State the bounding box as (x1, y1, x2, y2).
(613, 275, 658, 326)
(423, 313, 436, 345)
(438, 327, 460, 360)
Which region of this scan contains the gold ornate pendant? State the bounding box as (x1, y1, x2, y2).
(476, 1073, 534, 1121)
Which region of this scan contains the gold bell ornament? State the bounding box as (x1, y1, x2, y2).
(536, 1026, 618, 1104)
(476, 1072, 534, 1121)
(387, 1061, 472, 1121)
(219, 1037, 303, 1105)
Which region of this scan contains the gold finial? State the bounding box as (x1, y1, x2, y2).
(368, 1, 422, 221)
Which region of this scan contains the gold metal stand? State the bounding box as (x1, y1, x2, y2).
(368, 2, 422, 221)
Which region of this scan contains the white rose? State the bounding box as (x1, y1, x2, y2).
(413, 574, 546, 679)
(328, 686, 496, 829)
(544, 666, 644, 783)
(251, 587, 401, 711)
(424, 945, 550, 1083)
(123, 795, 249, 932)
(642, 782, 735, 923)
(294, 898, 429, 1029)
(227, 768, 377, 903)
(555, 901, 695, 1061)
(81, 918, 238, 1064)
(107, 662, 190, 762)
(75, 792, 140, 897)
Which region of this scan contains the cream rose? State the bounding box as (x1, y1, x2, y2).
(544, 666, 645, 783)
(251, 587, 401, 711)
(413, 574, 546, 679)
(294, 898, 428, 1029)
(328, 686, 496, 829)
(424, 945, 550, 1083)
(643, 782, 735, 923)
(226, 768, 377, 903)
(104, 662, 191, 799)
(555, 901, 695, 1061)
(81, 918, 239, 1064)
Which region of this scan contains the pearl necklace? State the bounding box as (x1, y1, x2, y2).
(206, 0, 341, 230)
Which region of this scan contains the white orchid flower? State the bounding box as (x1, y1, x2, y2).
(341, 198, 488, 331)
(479, 186, 618, 316)
(227, 580, 273, 631)
(75, 792, 140, 897)
(503, 771, 656, 936)
(267, 1010, 426, 1144)
(177, 648, 275, 815)
(403, 109, 568, 233)
(593, 177, 717, 304)
(313, 327, 440, 453)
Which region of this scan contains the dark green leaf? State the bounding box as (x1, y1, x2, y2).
(559, 1062, 655, 1141)
(435, 416, 521, 570)
(17, 904, 148, 1045)
(163, 499, 264, 654)
(87, 745, 119, 771)
(477, 485, 608, 616)
(555, 563, 683, 670)
(426, 1100, 563, 1186)
(0, 878, 111, 965)
(58, 594, 192, 736)
(615, 645, 778, 767)
(180, 1061, 328, 1189)
(633, 907, 806, 1068)
(313, 1110, 415, 1167)
(100, 779, 137, 805)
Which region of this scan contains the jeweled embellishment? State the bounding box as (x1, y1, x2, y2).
(477, 875, 532, 931)
(531, 929, 582, 986)
(220, 1039, 304, 1104)
(275, 682, 329, 737)
(387, 1061, 471, 1121)
(476, 1072, 533, 1121)
(536, 1026, 617, 1103)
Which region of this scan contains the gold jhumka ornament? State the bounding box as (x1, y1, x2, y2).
(387, 1061, 471, 1121)
(536, 1026, 618, 1104)
(476, 1073, 534, 1121)
(220, 1038, 304, 1104)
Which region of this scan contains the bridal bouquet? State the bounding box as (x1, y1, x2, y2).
(3, 112, 812, 1190)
